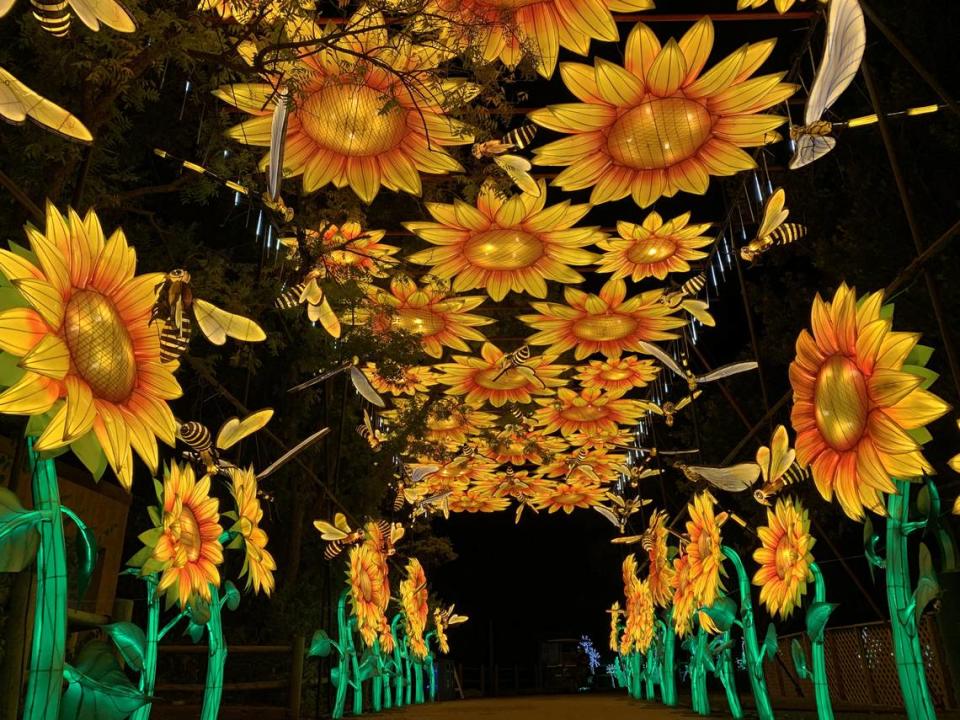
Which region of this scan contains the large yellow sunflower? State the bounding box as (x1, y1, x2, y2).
(215, 10, 473, 203)
(623, 578, 655, 653)
(448, 487, 512, 512)
(575, 356, 659, 396)
(383, 399, 499, 449)
(535, 386, 646, 436)
(609, 600, 623, 652)
(568, 426, 636, 451)
(435, 342, 569, 407)
(752, 498, 815, 619)
(532, 480, 606, 513)
(0, 204, 181, 489)
(400, 558, 430, 647)
(473, 468, 554, 501)
(685, 492, 726, 611)
(405, 180, 600, 301)
(417, 0, 654, 78)
(645, 509, 675, 608)
(135, 463, 224, 608)
(481, 426, 569, 465)
(363, 362, 437, 397)
(670, 550, 717, 637)
(521, 278, 686, 360)
(789, 284, 950, 520)
(355, 277, 493, 358)
(596, 211, 713, 281)
(348, 542, 390, 648)
(412, 454, 499, 493)
(531, 18, 795, 206)
(434, 608, 451, 654)
(225, 466, 276, 596)
(737, 0, 797, 13)
(282, 222, 399, 282)
(538, 447, 628, 484)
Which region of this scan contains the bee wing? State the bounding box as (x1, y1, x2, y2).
(757, 424, 795, 485)
(674, 394, 697, 411)
(308, 297, 341, 339)
(610, 535, 643, 545)
(697, 361, 758, 384)
(288, 363, 351, 393)
(682, 299, 716, 327)
(216, 408, 274, 450)
(0, 66, 92, 142)
(514, 365, 543, 386)
(256, 426, 331, 480)
(592, 504, 620, 527)
(789, 134, 836, 170)
(637, 400, 664, 416)
(349, 366, 386, 408)
(391, 523, 406, 544)
(574, 465, 601, 484)
(67, 0, 136, 32)
(192, 298, 266, 345)
(687, 462, 761, 492)
(494, 155, 542, 197)
(757, 189, 789, 240)
(267, 87, 289, 201)
(805, 0, 866, 125)
(410, 465, 440, 483)
(448, 614, 468, 625)
(515, 502, 526, 524)
(313, 519, 349, 540)
(634, 341, 686, 380)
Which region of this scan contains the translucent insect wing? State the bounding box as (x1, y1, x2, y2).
(193, 298, 266, 344)
(804, 0, 866, 125)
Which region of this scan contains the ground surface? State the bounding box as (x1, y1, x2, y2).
(371, 695, 705, 719)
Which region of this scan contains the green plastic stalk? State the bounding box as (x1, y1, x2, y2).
(413, 658, 425, 703)
(629, 652, 642, 699)
(22, 438, 67, 720)
(391, 613, 406, 707)
(717, 630, 743, 719)
(644, 647, 656, 700)
(200, 585, 226, 720)
(131, 578, 161, 720)
(349, 619, 363, 716)
(690, 627, 710, 716)
(372, 639, 383, 713)
(425, 631, 438, 702)
(886, 479, 937, 720)
(808, 563, 835, 720)
(660, 610, 677, 706)
(722, 545, 774, 720)
(331, 589, 352, 720)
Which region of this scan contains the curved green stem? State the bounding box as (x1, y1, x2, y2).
(628, 652, 642, 699)
(331, 589, 352, 720)
(371, 638, 383, 713)
(690, 627, 709, 716)
(717, 630, 743, 719)
(659, 611, 677, 706)
(200, 585, 226, 720)
(131, 578, 161, 720)
(349, 619, 363, 716)
(722, 545, 774, 720)
(157, 608, 189, 641)
(425, 631, 437, 702)
(22, 438, 67, 720)
(391, 613, 406, 707)
(887, 479, 937, 720)
(413, 657, 425, 704)
(808, 563, 834, 720)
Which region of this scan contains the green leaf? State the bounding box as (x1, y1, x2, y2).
(902, 364, 938, 390)
(70, 432, 107, 482)
(331, 665, 344, 688)
(763, 623, 778, 660)
(0, 351, 25, 388)
(60, 506, 97, 598)
(0, 287, 28, 310)
(934, 527, 959, 573)
(356, 653, 378, 681)
(701, 595, 737, 632)
(919, 542, 934, 578)
(188, 598, 210, 626)
(913, 576, 940, 624)
(863, 516, 884, 579)
(805, 602, 837, 644)
(904, 344, 934, 369)
(61, 641, 149, 720)
(906, 426, 934, 446)
(184, 621, 206, 644)
(308, 629, 333, 658)
(223, 580, 240, 611)
(8, 240, 39, 266)
(879, 303, 895, 320)
(790, 638, 809, 680)
(0, 486, 41, 572)
(102, 622, 147, 672)
(125, 545, 153, 570)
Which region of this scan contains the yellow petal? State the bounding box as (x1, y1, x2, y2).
(64, 376, 96, 440)
(868, 369, 922, 407)
(594, 58, 645, 106)
(18, 334, 69, 380)
(685, 46, 746, 99)
(678, 17, 715, 86)
(0, 372, 59, 414)
(0, 307, 47, 355)
(624, 22, 660, 79)
(11, 278, 64, 329)
(646, 39, 687, 97)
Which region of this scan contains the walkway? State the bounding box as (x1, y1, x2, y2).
(373, 695, 701, 719)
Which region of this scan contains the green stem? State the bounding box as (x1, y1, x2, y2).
(200, 585, 226, 720)
(690, 627, 709, 716)
(717, 630, 743, 719)
(644, 646, 656, 700)
(629, 652, 641, 699)
(157, 609, 189, 641)
(131, 579, 161, 720)
(808, 563, 835, 720)
(372, 638, 383, 712)
(722, 545, 774, 720)
(425, 631, 437, 702)
(22, 438, 67, 720)
(413, 658, 425, 704)
(331, 589, 352, 720)
(349, 619, 363, 716)
(886, 479, 937, 720)
(391, 613, 405, 707)
(660, 610, 677, 706)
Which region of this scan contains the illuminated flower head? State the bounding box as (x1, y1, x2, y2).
(521, 278, 686, 360)
(434, 608, 450, 654)
(645, 509, 675, 608)
(752, 498, 815, 619)
(482, 426, 569, 466)
(363, 362, 437, 397)
(670, 550, 717, 637)
(412, 454, 499, 494)
(596, 211, 712, 281)
(472, 468, 553, 501)
(623, 579, 655, 654)
(401, 558, 430, 658)
(226, 467, 276, 596)
(215, 10, 474, 203)
(136, 463, 224, 608)
(609, 601, 623, 652)
(0, 204, 181, 489)
(348, 542, 390, 648)
(568, 426, 635, 451)
(381, 398, 500, 449)
(575, 356, 659, 396)
(356, 277, 493, 358)
(419, 0, 654, 78)
(532, 18, 795, 206)
(533, 480, 606, 513)
(448, 487, 512, 512)
(736, 0, 797, 13)
(435, 342, 569, 408)
(684, 492, 726, 611)
(535, 386, 646, 437)
(406, 180, 600, 301)
(282, 222, 399, 282)
(538, 447, 628, 484)
(789, 284, 949, 520)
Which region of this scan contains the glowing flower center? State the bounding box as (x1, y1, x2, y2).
(170, 506, 203, 563)
(300, 84, 407, 156)
(463, 229, 544, 270)
(63, 290, 137, 402)
(430, 413, 465, 431)
(814, 355, 868, 451)
(627, 236, 677, 264)
(475, 367, 531, 389)
(397, 308, 446, 336)
(573, 313, 638, 341)
(775, 540, 799, 579)
(607, 99, 713, 170)
(601, 368, 633, 381)
(561, 404, 608, 422)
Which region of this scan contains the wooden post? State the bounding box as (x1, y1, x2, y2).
(289, 635, 305, 719)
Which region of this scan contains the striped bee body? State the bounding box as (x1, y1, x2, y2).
(766, 223, 807, 249)
(790, 120, 833, 140)
(323, 541, 346, 560)
(393, 484, 406, 512)
(661, 272, 706, 307)
(275, 283, 306, 310)
(501, 124, 537, 151)
(30, 0, 71, 37)
(177, 420, 213, 453)
(159, 316, 191, 363)
(754, 462, 810, 505)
